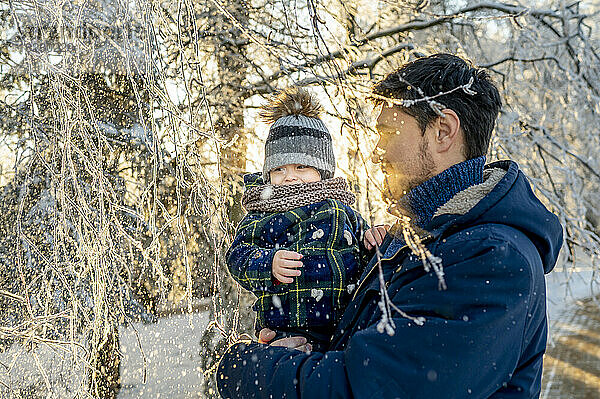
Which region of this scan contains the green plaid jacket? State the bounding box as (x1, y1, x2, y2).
(226, 173, 372, 334)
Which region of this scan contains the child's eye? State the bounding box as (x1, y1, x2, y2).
(297, 165, 307, 169)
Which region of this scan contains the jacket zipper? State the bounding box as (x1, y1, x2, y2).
(351, 234, 433, 301)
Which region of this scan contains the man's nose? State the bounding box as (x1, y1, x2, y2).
(371, 144, 385, 164)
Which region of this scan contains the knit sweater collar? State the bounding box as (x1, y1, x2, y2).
(388, 156, 486, 228)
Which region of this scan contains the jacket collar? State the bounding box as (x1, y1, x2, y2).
(382, 160, 510, 260)
(388, 156, 486, 229)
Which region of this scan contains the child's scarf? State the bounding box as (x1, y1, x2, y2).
(242, 177, 356, 213)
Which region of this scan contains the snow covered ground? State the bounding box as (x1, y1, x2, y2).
(546, 268, 597, 321)
(118, 311, 210, 398)
(545, 251, 598, 335)
(0, 309, 211, 398)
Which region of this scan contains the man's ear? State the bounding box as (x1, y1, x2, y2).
(433, 109, 461, 153)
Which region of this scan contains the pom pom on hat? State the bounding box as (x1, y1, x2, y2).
(259, 87, 323, 123)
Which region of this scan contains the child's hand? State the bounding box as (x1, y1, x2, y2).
(258, 328, 312, 352)
(272, 250, 303, 284)
(363, 224, 390, 250)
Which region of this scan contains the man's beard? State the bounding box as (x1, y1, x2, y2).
(382, 138, 435, 201)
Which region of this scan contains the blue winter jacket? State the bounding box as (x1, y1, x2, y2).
(217, 160, 563, 399)
(226, 173, 371, 336)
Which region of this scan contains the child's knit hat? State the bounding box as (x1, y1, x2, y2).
(259, 87, 335, 183)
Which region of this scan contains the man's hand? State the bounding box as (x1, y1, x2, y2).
(258, 328, 312, 352)
(363, 224, 391, 250)
(272, 250, 303, 284)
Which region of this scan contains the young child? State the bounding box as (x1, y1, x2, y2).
(226, 88, 387, 351)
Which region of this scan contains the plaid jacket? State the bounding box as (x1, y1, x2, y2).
(226, 173, 371, 334)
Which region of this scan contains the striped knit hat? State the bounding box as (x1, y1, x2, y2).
(260, 88, 335, 183)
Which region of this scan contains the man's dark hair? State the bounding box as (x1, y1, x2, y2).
(371, 53, 502, 159)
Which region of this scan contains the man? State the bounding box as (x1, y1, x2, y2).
(217, 53, 563, 398)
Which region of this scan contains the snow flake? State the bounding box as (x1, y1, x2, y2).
(427, 370, 438, 382)
(312, 229, 324, 239)
(260, 186, 274, 200)
(347, 284, 355, 294)
(272, 295, 284, 315)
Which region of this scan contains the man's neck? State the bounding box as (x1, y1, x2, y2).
(390, 156, 486, 228)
